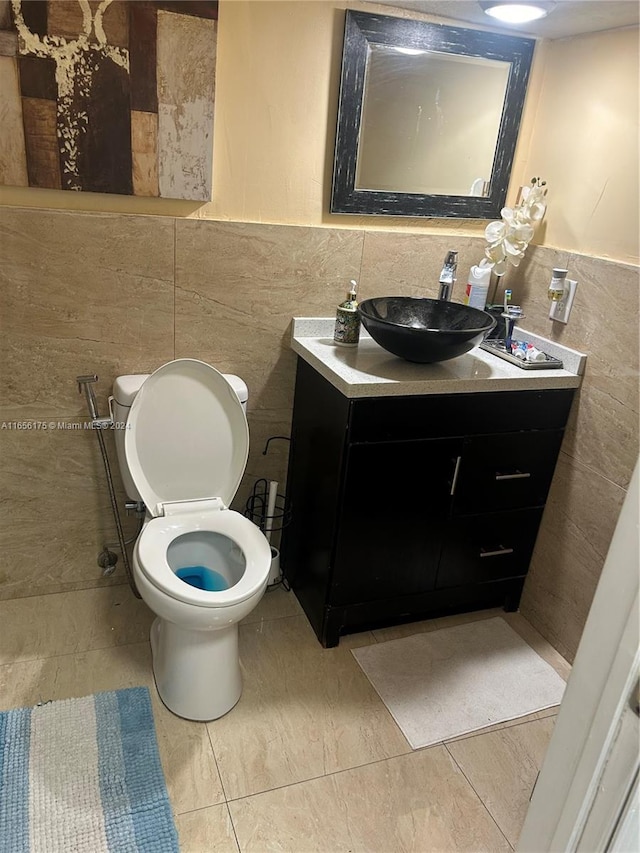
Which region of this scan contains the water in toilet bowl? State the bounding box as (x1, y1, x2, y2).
(176, 565, 230, 592)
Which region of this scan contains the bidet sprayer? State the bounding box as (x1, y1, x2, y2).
(77, 374, 99, 421)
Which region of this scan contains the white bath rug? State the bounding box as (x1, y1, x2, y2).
(352, 617, 566, 749)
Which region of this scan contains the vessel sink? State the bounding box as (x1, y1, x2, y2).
(358, 296, 496, 364)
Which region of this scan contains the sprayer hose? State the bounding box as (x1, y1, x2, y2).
(94, 427, 141, 598)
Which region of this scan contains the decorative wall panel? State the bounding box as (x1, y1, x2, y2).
(0, 0, 217, 200)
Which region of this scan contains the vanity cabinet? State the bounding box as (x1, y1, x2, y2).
(281, 358, 574, 647)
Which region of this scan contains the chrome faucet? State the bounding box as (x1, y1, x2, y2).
(438, 250, 458, 301)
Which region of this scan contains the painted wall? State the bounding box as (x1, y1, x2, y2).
(0, 2, 638, 663)
(515, 26, 639, 264)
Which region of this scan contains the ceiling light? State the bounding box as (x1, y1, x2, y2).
(479, 2, 555, 24)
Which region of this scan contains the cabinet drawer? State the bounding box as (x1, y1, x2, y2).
(349, 390, 574, 443)
(436, 508, 543, 588)
(453, 431, 563, 514)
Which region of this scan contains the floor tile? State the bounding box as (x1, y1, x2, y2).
(208, 615, 410, 800)
(447, 716, 556, 847)
(0, 584, 154, 665)
(228, 746, 511, 852)
(444, 707, 558, 744)
(240, 584, 302, 626)
(0, 642, 225, 813)
(501, 612, 572, 681)
(176, 804, 240, 852)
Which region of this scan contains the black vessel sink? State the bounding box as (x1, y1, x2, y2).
(358, 297, 496, 364)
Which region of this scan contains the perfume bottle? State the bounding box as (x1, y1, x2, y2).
(334, 280, 360, 347)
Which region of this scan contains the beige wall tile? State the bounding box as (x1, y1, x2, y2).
(0, 207, 175, 419)
(207, 614, 409, 800)
(0, 585, 152, 664)
(175, 220, 362, 403)
(447, 716, 556, 847)
(232, 405, 293, 521)
(510, 248, 639, 489)
(520, 452, 627, 661)
(175, 219, 363, 501)
(359, 232, 488, 301)
(0, 417, 141, 598)
(229, 746, 511, 852)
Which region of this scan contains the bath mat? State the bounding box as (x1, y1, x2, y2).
(0, 687, 178, 853)
(352, 617, 566, 749)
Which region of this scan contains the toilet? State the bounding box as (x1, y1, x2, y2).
(111, 358, 272, 721)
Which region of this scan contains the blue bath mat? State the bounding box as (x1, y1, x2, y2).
(0, 687, 179, 853)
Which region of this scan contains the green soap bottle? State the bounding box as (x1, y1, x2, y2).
(334, 280, 360, 347)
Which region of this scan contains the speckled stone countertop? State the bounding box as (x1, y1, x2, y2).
(291, 318, 586, 398)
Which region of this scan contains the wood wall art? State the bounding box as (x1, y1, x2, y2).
(0, 0, 218, 200)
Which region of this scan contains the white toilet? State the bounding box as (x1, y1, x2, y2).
(111, 358, 272, 721)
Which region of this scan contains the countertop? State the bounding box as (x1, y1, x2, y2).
(291, 318, 586, 398)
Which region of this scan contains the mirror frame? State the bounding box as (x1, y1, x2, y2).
(331, 10, 535, 219)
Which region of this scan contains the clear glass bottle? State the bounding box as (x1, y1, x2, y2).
(548, 268, 569, 302)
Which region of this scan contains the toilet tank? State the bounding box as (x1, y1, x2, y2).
(111, 370, 249, 503)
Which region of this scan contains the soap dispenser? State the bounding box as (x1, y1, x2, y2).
(334, 280, 360, 347)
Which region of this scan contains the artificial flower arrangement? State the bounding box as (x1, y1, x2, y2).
(479, 177, 548, 277)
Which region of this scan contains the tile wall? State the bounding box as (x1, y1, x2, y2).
(1, 206, 637, 661)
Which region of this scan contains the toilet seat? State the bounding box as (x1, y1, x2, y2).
(136, 506, 270, 608)
(124, 358, 249, 516)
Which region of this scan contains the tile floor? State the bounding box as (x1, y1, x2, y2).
(0, 585, 571, 852)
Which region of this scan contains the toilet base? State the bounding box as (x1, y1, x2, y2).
(150, 617, 242, 721)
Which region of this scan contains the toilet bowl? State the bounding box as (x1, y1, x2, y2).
(113, 358, 271, 721)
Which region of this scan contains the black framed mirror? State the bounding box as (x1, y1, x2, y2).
(331, 10, 535, 219)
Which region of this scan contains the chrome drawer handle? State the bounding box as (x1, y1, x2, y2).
(495, 471, 531, 481)
(450, 456, 462, 496)
(480, 545, 514, 558)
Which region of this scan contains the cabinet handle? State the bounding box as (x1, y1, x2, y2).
(450, 456, 462, 496)
(480, 545, 514, 558)
(495, 470, 531, 481)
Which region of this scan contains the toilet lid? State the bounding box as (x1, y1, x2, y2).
(124, 359, 249, 517)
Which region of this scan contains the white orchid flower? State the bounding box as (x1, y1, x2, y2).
(512, 222, 535, 242)
(485, 220, 506, 243)
(477, 177, 547, 277)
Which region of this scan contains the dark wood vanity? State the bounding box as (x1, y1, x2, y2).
(281, 356, 575, 647)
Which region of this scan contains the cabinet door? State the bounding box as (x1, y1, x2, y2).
(331, 438, 461, 605)
(436, 508, 544, 589)
(453, 430, 564, 514)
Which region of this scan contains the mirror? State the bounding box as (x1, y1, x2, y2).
(331, 11, 535, 218)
